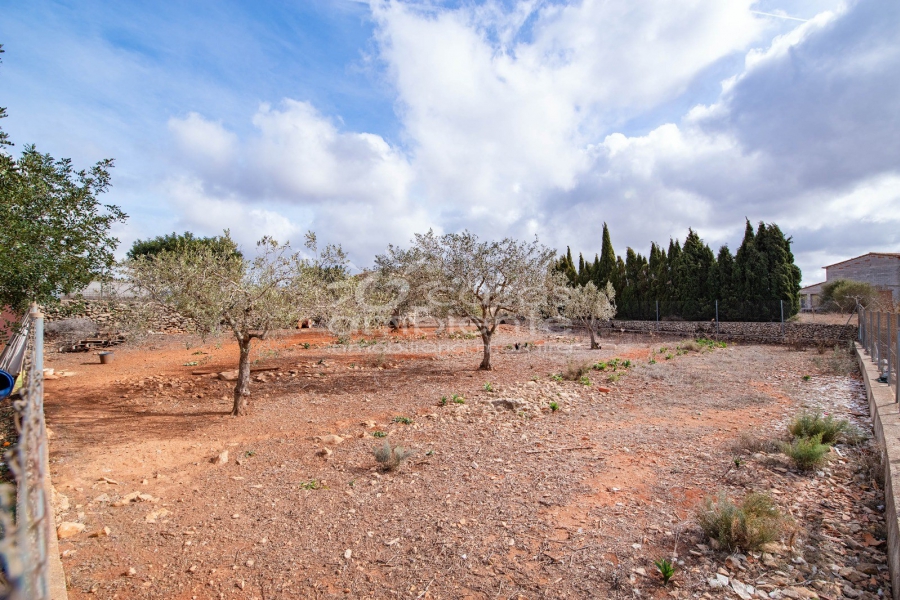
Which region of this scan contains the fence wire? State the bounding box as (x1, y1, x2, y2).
(859, 307, 900, 404)
(1, 308, 52, 600)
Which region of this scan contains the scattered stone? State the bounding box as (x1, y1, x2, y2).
(144, 509, 171, 523)
(344, 549, 352, 560)
(491, 398, 527, 411)
(317, 447, 333, 458)
(318, 434, 344, 445)
(218, 371, 239, 381)
(212, 451, 229, 465)
(88, 526, 111, 538)
(57, 522, 85, 539)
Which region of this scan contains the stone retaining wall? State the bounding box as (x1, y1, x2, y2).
(600, 319, 857, 346)
(42, 299, 194, 334)
(855, 343, 900, 600)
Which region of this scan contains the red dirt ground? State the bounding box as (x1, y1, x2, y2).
(41, 327, 887, 599)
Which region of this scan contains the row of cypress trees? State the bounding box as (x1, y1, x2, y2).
(556, 220, 802, 321)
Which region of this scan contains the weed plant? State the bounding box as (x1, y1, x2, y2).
(374, 441, 412, 471)
(697, 492, 784, 552)
(549, 401, 559, 412)
(780, 434, 829, 470)
(563, 360, 592, 381)
(653, 559, 675, 585)
(580, 375, 591, 386)
(392, 416, 413, 425)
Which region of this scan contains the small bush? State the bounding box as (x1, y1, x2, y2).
(812, 346, 857, 376)
(607, 372, 620, 383)
(680, 340, 701, 352)
(549, 401, 559, 412)
(392, 416, 413, 425)
(732, 434, 778, 455)
(374, 441, 412, 471)
(579, 375, 591, 386)
(563, 360, 592, 381)
(550, 374, 563, 382)
(483, 382, 494, 392)
(780, 434, 829, 471)
(788, 412, 848, 444)
(697, 492, 784, 552)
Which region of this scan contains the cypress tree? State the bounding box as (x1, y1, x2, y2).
(648, 242, 668, 304)
(714, 245, 737, 319)
(675, 229, 715, 319)
(734, 220, 769, 320)
(596, 223, 616, 288)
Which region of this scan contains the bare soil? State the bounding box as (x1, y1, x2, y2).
(42, 327, 888, 599)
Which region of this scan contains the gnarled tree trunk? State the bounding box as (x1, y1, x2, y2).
(232, 335, 252, 416)
(585, 317, 600, 349)
(479, 329, 492, 370)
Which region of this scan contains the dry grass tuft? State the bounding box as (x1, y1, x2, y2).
(697, 492, 785, 552)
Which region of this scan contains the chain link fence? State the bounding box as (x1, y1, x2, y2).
(1, 307, 54, 599)
(859, 307, 900, 404)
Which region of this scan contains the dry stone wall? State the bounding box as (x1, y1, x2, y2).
(42, 299, 195, 334)
(600, 319, 857, 346)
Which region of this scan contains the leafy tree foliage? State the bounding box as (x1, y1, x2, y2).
(820, 279, 878, 312)
(127, 232, 346, 416)
(0, 45, 126, 314)
(563, 281, 616, 349)
(127, 231, 241, 260)
(377, 230, 562, 370)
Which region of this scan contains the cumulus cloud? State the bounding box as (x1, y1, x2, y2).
(166, 100, 430, 261)
(160, 0, 900, 283)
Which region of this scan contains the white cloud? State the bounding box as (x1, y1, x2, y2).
(158, 0, 900, 284)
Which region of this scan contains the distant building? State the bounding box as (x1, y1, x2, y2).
(801, 252, 900, 310)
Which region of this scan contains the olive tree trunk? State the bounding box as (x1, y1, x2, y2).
(585, 317, 600, 349)
(232, 335, 252, 416)
(479, 329, 493, 370)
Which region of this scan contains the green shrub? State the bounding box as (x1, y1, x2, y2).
(788, 412, 848, 444)
(579, 375, 591, 386)
(696, 492, 784, 552)
(780, 434, 829, 471)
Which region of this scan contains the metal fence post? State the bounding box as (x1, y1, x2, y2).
(877, 311, 882, 371)
(655, 300, 659, 332)
(887, 313, 892, 385)
(896, 327, 900, 404)
(715, 300, 719, 339)
(780, 300, 784, 340)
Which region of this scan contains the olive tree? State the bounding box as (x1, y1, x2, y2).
(377, 230, 562, 370)
(127, 232, 346, 416)
(563, 281, 616, 349)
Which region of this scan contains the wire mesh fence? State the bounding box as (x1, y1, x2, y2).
(0, 307, 53, 599)
(615, 299, 792, 322)
(859, 306, 900, 404)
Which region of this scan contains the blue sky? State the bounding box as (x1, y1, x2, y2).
(2, 0, 899, 285)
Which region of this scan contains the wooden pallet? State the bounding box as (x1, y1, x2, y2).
(59, 335, 126, 353)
